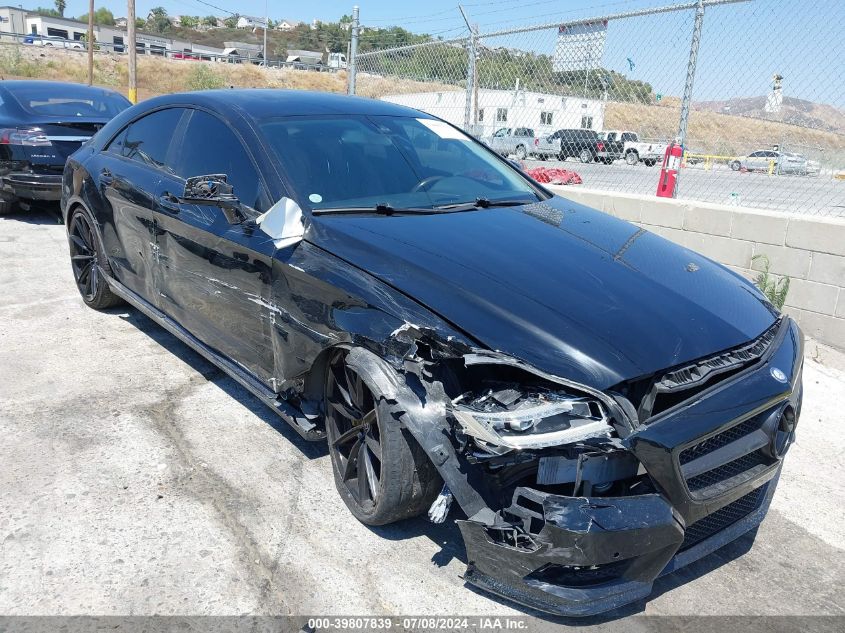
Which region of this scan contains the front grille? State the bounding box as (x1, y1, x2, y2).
(678, 405, 780, 498)
(686, 451, 769, 492)
(679, 415, 765, 464)
(680, 485, 767, 551)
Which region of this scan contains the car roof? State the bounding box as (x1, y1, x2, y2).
(0, 79, 125, 97)
(137, 89, 436, 121)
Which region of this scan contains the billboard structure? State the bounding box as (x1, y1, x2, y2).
(553, 20, 608, 73)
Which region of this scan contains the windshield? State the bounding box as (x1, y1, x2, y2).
(258, 115, 541, 211)
(11, 85, 130, 118)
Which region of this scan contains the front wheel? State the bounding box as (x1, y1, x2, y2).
(515, 144, 527, 160)
(625, 151, 639, 166)
(579, 149, 593, 163)
(324, 350, 441, 526)
(730, 160, 741, 171)
(68, 207, 123, 309)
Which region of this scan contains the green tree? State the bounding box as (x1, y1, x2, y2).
(179, 15, 200, 29)
(54, 0, 66, 17)
(202, 15, 218, 28)
(223, 15, 238, 29)
(146, 7, 171, 34)
(78, 8, 115, 26)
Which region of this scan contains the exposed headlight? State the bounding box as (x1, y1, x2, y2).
(451, 389, 612, 450)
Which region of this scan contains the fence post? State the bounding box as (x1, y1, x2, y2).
(462, 31, 477, 131)
(347, 5, 360, 95)
(675, 0, 706, 198)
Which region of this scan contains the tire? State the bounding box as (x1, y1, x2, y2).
(644, 159, 657, 167)
(0, 198, 15, 215)
(579, 149, 593, 163)
(324, 350, 441, 526)
(515, 144, 527, 160)
(625, 151, 639, 166)
(601, 158, 613, 165)
(730, 160, 741, 171)
(68, 206, 123, 309)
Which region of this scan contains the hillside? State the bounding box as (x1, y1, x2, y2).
(694, 95, 845, 135)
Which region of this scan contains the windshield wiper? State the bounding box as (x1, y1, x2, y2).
(436, 197, 536, 211)
(313, 203, 438, 216)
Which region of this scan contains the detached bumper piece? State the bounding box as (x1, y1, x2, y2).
(1, 172, 62, 200)
(459, 475, 777, 617)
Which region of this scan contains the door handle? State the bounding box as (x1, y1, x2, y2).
(99, 168, 113, 186)
(158, 191, 181, 213)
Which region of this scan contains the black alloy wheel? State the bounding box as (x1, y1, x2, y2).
(323, 350, 442, 525)
(68, 208, 122, 309)
(325, 353, 383, 512)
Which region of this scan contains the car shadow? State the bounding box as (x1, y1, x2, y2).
(109, 305, 328, 461)
(0, 205, 62, 225)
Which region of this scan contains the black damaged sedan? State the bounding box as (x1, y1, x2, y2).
(61, 90, 803, 616)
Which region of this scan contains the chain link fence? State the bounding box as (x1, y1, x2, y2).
(354, 0, 844, 217)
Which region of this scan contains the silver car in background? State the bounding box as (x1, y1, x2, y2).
(730, 150, 820, 176)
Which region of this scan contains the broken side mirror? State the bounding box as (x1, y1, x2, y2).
(180, 174, 245, 224)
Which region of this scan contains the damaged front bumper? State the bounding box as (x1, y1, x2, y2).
(459, 471, 779, 617)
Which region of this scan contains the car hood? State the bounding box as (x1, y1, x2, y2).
(305, 196, 777, 389)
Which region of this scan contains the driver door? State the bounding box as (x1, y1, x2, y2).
(152, 108, 276, 385)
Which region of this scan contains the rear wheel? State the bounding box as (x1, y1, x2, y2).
(68, 207, 123, 309)
(625, 151, 639, 166)
(579, 149, 593, 163)
(0, 198, 15, 215)
(515, 144, 527, 160)
(324, 350, 441, 525)
(730, 160, 741, 171)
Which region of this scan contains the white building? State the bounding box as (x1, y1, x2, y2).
(236, 16, 266, 29)
(381, 89, 605, 138)
(275, 19, 300, 32)
(0, 6, 28, 41)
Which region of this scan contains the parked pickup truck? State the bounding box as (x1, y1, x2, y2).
(597, 130, 666, 166)
(486, 127, 536, 159)
(533, 128, 600, 163)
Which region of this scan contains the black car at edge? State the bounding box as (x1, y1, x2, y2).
(60, 90, 803, 617)
(0, 80, 130, 214)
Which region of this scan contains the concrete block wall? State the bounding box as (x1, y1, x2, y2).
(548, 185, 845, 351)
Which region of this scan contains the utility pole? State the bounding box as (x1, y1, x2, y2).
(263, 0, 268, 67)
(86, 0, 94, 85)
(458, 5, 476, 131)
(675, 0, 705, 197)
(127, 0, 137, 103)
(347, 5, 359, 95)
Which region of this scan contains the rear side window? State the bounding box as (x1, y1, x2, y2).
(621, 132, 637, 142)
(172, 110, 264, 212)
(111, 108, 183, 170)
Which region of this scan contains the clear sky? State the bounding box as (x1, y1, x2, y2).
(49, 1, 844, 107)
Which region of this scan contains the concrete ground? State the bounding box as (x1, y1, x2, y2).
(521, 157, 845, 217)
(1, 207, 844, 621)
